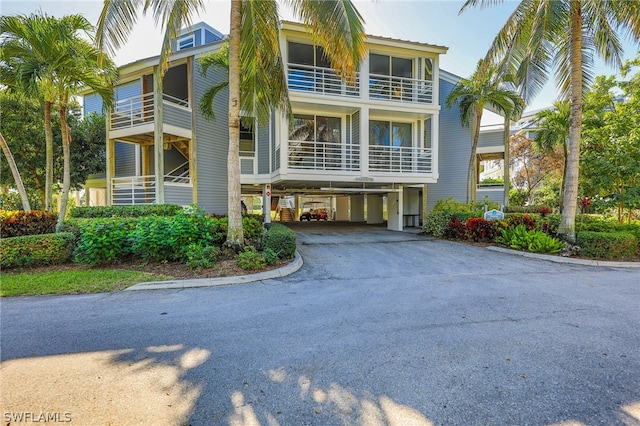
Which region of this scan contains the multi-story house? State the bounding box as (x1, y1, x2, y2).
(83, 21, 507, 231)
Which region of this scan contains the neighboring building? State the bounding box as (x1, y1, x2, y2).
(84, 21, 508, 230)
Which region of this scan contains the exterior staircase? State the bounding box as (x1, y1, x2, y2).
(279, 208, 294, 222)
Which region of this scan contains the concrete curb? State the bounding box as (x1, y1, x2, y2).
(486, 246, 640, 268)
(125, 251, 304, 291)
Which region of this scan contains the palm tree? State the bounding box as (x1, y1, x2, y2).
(53, 28, 117, 231)
(0, 132, 31, 211)
(534, 101, 570, 212)
(96, 0, 366, 249)
(460, 0, 640, 242)
(446, 60, 524, 204)
(0, 13, 70, 212)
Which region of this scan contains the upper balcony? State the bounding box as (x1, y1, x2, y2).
(110, 92, 192, 141)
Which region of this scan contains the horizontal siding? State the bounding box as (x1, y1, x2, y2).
(193, 61, 229, 214)
(166, 185, 193, 206)
(164, 103, 192, 129)
(84, 93, 103, 115)
(478, 129, 504, 149)
(115, 80, 141, 101)
(426, 78, 471, 212)
(114, 141, 137, 177)
(258, 118, 269, 174)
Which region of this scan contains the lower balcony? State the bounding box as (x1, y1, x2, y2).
(111, 175, 192, 206)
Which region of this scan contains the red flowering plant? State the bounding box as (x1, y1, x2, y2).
(580, 197, 592, 214)
(505, 214, 536, 231)
(466, 217, 498, 242)
(445, 215, 467, 239)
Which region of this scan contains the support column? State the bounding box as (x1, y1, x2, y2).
(153, 66, 165, 204)
(366, 195, 384, 224)
(387, 186, 403, 231)
(263, 183, 272, 224)
(350, 195, 365, 222)
(360, 106, 369, 176)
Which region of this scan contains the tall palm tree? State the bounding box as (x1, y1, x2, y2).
(446, 60, 524, 203)
(534, 100, 570, 212)
(460, 0, 640, 242)
(53, 29, 117, 231)
(96, 0, 366, 249)
(0, 13, 73, 212)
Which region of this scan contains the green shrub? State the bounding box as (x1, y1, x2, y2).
(432, 196, 497, 213)
(263, 223, 296, 260)
(70, 204, 183, 218)
(577, 231, 638, 259)
(497, 225, 565, 253)
(236, 246, 267, 270)
(182, 243, 220, 271)
(74, 218, 138, 265)
(261, 247, 280, 266)
(131, 212, 222, 262)
(242, 216, 265, 244)
(423, 211, 452, 237)
(1, 232, 74, 268)
(504, 205, 552, 214)
(0, 210, 57, 238)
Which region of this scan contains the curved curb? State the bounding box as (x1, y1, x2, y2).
(125, 251, 304, 291)
(486, 246, 640, 268)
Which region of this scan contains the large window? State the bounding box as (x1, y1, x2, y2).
(289, 114, 342, 170)
(288, 42, 329, 68)
(369, 121, 412, 148)
(370, 54, 412, 78)
(289, 114, 341, 142)
(240, 118, 254, 156)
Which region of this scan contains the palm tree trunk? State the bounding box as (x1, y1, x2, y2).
(468, 109, 482, 203)
(56, 105, 71, 232)
(0, 132, 31, 211)
(225, 0, 244, 250)
(559, 143, 568, 212)
(44, 100, 54, 212)
(558, 0, 583, 244)
(503, 117, 510, 207)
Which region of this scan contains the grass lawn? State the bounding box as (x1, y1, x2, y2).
(1, 269, 169, 297)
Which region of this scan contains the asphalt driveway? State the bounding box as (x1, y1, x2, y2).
(1, 223, 639, 425)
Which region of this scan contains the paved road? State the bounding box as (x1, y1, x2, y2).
(2, 223, 639, 425)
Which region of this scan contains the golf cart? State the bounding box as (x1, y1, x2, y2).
(300, 201, 329, 221)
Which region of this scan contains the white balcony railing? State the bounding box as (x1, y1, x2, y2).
(288, 140, 360, 171)
(369, 74, 433, 104)
(110, 92, 190, 131)
(111, 174, 191, 205)
(287, 64, 360, 97)
(369, 145, 433, 173)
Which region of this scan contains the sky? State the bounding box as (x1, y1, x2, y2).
(2, 0, 639, 115)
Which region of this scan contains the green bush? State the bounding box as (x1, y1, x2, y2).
(1, 232, 74, 268)
(577, 231, 638, 259)
(423, 211, 452, 237)
(131, 212, 222, 262)
(497, 225, 565, 253)
(74, 218, 138, 265)
(182, 243, 220, 271)
(236, 246, 267, 270)
(504, 205, 551, 214)
(263, 224, 297, 260)
(70, 204, 183, 218)
(432, 196, 497, 213)
(261, 247, 280, 266)
(0, 210, 58, 238)
(243, 216, 265, 244)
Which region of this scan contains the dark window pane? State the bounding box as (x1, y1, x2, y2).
(316, 46, 330, 68)
(392, 57, 412, 78)
(370, 54, 390, 75)
(392, 122, 412, 147)
(290, 114, 315, 141)
(288, 42, 314, 65)
(316, 116, 341, 143)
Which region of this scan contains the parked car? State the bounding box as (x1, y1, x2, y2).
(300, 202, 329, 221)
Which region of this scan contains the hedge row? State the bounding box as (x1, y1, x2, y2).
(1, 233, 74, 268)
(70, 204, 184, 218)
(577, 231, 638, 260)
(0, 210, 57, 238)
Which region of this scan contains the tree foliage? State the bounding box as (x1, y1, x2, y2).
(581, 57, 640, 223)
